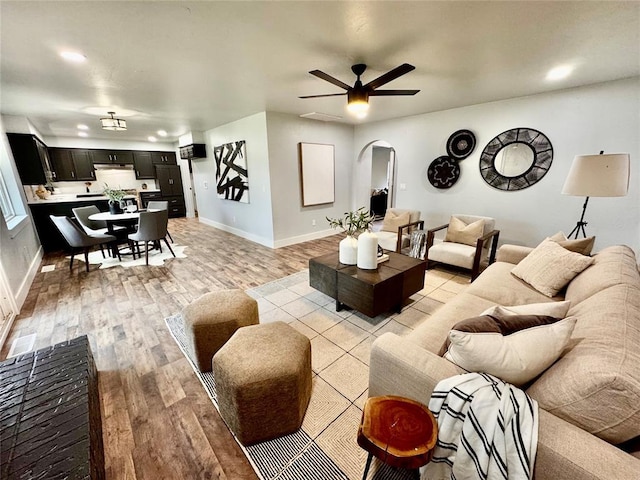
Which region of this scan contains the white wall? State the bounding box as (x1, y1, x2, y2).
(353, 78, 640, 253)
(195, 112, 275, 246)
(371, 146, 391, 190)
(0, 118, 42, 309)
(265, 112, 355, 246)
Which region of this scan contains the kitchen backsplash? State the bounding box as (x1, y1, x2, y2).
(37, 169, 157, 195)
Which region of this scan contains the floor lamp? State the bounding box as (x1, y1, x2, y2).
(561, 151, 630, 239)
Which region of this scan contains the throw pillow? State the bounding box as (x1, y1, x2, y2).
(548, 231, 595, 256)
(444, 316, 577, 386)
(444, 216, 485, 246)
(511, 239, 594, 297)
(381, 211, 410, 233)
(437, 313, 561, 356)
(481, 300, 572, 319)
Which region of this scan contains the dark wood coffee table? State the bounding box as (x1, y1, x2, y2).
(308, 251, 426, 317)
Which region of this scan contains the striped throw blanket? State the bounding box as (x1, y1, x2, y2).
(421, 372, 538, 480)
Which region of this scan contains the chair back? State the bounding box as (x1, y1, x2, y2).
(147, 200, 168, 211)
(451, 214, 495, 237)
(72, 205, 106, 232)
(136, 209, 169, 241)
(386, 208, 421, 225)
(50, 215, 92, 248)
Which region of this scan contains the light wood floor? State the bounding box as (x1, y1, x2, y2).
(2, 217, 342, 480)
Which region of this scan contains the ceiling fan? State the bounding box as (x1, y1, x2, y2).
(299, 63, 419, 116)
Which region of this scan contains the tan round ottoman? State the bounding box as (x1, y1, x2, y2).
(213, 321, 312, 446)
(183, 289, 259, 372)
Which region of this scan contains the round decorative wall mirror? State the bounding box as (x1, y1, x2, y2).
(479, 128, 553, 191)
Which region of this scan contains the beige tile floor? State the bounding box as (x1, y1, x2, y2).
(246, 266, 470, 480)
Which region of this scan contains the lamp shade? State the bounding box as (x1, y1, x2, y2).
(561, 153, 630, 197)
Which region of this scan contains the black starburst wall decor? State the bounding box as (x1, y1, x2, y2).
(214, 140, 249, 203)
(427, 129, 476, 189)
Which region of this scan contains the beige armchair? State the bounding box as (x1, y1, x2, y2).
(425, 214, 500, 281)
(375, 208, 424, 253)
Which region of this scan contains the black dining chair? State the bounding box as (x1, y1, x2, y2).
(128, 209, 175, 265)
(50, 215, 121, 272)
(146, 200, 173, 242)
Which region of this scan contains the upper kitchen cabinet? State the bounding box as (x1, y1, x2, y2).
(132, 151, 155, 179)
(7, 133, 53, 185)
(151, 151, 177, 165)
(155, 164, 183, 196)
(49, 148, 95, 181)
(91, 149, 134, 165)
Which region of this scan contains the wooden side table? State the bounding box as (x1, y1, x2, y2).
(357, 395, 437, 480)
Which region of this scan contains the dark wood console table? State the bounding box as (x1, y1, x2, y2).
(309, 251, 426, 317)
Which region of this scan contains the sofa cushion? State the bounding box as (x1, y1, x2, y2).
(381, 211, 410, 233)
(444, 316, 576, 386)
(438, 313, 562, 355)
(465, 261, 563, 306)
(444, 216, 484, 246)
(565, 245, 640, 306)
(527, 283, 640, 443)
(511, 239, 594, 297)
(428, 241, 478, 269)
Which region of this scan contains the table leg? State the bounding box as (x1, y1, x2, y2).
(336, 300, 343, 312)
(361, 452, 373, 480)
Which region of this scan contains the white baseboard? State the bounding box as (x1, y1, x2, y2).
(197, 217, 336, 249)
(15, 246, 43, 311)
(198, 217, 275, 248)
(273, 229, 336, 248)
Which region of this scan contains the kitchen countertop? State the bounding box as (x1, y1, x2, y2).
(27, 194, 138, 205)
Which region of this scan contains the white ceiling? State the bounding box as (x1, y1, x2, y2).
(1, 1, 638, 143)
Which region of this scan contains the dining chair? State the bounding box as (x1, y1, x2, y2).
(146, 200, 173, 242)
(128, 209, 175, 265)
(50, 215, 120, 272)
(73, 205, 128, 257)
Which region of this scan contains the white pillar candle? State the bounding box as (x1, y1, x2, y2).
(357, 231, 378, 270)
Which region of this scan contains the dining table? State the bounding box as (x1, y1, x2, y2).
(88, 210, 141, 234)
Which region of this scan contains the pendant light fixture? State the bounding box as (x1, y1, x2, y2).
(100, 111, 127, 131)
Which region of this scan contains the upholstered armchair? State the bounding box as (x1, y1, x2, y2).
(375, 208, 424, 253)
(425, 214, 500, 281)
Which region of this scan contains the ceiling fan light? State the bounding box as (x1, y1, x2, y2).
(347, 89, 369, 115)
(100, 112, 127, 131)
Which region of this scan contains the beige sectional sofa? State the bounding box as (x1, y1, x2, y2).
(369, 244, 640, 479)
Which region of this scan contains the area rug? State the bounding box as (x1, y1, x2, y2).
(165, 268, 468, 480)
(70, 244, 187, 269)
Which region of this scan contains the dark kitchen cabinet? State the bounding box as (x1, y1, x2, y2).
(133, 152, 155, 179)
(91, 149, 134, 165)
(156, 165, 183, 196)
(7, 133, 53, 185)
(49, 148, 95, 181)
(155, 165, 186, 217)
(151, 151, 176, 165)
(138, 190, 162, 208)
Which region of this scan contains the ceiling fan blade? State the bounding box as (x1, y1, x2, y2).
(369, 89, 420, 96)
(298, 93, 347, 99)
(364, 63, 416, 90)
(309, 70, 351, 90)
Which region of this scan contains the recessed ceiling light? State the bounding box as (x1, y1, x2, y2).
(60, 51, 86, 63)
(78, 132, 88, 137)
(77, 124, 89, 130)
(157, 130, 168, 137)
(148, 136, 157, 142)
(546, 65, 573, 81)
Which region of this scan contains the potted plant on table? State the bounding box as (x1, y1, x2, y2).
(102, 184, 127, 214)
(326, 207, 375, 265)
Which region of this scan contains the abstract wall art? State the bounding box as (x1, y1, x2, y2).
(214, 140, 249, 203)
